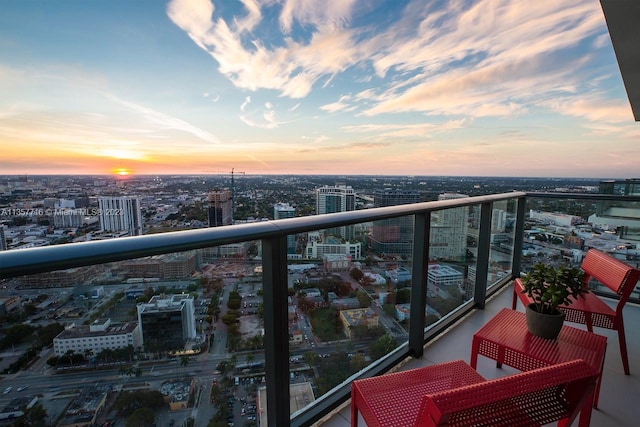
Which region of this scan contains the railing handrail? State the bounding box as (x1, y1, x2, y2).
(0, 191, 525, 279)
(527, 192, 640, 201)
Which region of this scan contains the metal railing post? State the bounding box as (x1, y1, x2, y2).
(409, 213, 430, 357)
(262, 235, 290, 426)
(473, 202, 492, 308)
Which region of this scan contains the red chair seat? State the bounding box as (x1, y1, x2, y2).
(562, 294, 616, 328)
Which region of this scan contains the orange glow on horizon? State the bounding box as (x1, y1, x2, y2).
(114, 168, 132, 177)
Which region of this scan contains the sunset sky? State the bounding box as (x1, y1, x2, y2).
(1, 0, 638, 178)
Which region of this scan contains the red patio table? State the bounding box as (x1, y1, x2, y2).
(471, 308, 607, 417)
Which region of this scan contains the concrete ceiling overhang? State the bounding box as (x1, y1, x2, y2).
(600, 0, 640, 121)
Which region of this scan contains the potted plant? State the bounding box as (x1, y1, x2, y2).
(520, 263, 588, 339)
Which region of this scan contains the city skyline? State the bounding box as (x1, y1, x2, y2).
(1, 0, 638, 178)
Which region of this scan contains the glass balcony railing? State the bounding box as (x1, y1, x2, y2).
(1, 191, 639, 426)
(524, 192, 640, 301)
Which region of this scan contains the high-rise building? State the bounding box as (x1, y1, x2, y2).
(98, 196, 143, 236)
(207, 190, 233, 227)
(273, 202, 295, 220)
(316, 185, 355, 214)
(316, 185, 355, 239)
(53, 209, 87, 228)
(492, 209, 507, 232)
(274, 202, 296, 254)
(137, 294, 196, 353)
(0, 225, 6, 251)
(430, 193, 469, 262)
(369, 189, 421, 257)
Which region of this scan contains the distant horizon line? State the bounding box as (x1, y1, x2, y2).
(0, 173, 631, 181)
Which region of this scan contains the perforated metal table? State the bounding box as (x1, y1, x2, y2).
(471, 308, 607, 409)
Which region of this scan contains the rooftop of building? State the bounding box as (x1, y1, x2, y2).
(340, 307, 377, 324)
(55, 321, 138, 340)
(138, 293, 193, 313)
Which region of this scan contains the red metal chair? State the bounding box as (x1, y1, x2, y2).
(351, 359, 598, 427)
(513, 248, 640, 374)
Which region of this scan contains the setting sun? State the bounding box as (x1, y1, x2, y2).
(115, 168, 131, 176)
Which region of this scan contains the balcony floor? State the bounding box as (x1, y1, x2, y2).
(319, 285, 640, 426)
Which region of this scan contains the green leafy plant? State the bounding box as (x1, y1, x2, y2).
(521, 263, 588, 314)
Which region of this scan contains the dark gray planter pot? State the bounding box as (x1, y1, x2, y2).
(525, 303, 565, 339)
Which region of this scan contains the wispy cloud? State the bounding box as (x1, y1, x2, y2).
(240, 96, 251, 112)
(168, 0, 615, 125)
(360, 2, 607, 118)
(246, 153, 272, 168)
(234, 0, 264, 33)
(546, 94, 633, 124)
(344, 120, 467, 139)
(344, 141, 391, 150)
(239, 98, 287, 129)
(204, 92, 220, 102)
(279, 0, 357, 33)
(301, 135, 330, 144)
(319, 95, 357, 113)
(106, 94, 221, 144)
(167, 0, 362, 99)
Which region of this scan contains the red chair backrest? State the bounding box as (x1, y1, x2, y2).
(414, 360, 598, 427)
(581, 249, 640, 298)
